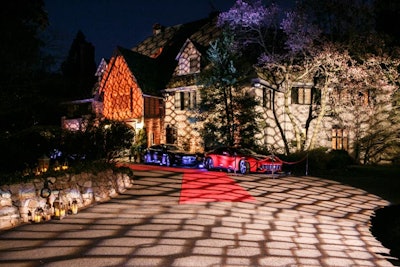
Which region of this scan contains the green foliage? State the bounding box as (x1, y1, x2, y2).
(199, 30, 260, 149)
(0, 118, 135, 175)
(60, 118, 135, 163)
(131, 128, 147, 161)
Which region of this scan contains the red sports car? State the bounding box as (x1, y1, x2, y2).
(204, 147, 283, 174)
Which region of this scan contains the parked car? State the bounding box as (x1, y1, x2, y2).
(143, 144, 204, 168)
(204, 146, 283, 174)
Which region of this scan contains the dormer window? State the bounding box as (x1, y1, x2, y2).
(175, 39, 201, 76)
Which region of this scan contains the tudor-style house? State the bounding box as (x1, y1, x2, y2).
(96, 14, 221, 150)
(78, 12, 397, 163)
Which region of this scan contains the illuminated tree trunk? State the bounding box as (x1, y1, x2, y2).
(271, 89, 290, 155)
(308, 82, 328, 150)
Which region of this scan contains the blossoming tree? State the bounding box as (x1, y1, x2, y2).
(218, 0, 400, 163)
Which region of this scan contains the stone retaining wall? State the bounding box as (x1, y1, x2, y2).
(0, 169, 134, 230)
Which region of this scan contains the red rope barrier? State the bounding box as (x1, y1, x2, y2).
(280, 154, 308, 165)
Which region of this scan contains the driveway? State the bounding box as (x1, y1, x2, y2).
(0, 164, 397, 267)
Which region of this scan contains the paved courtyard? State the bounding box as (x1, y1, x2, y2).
(0, 164, 397, 267)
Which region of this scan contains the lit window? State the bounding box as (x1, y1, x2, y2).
(291, 87, 312, 104)
(331, 127, 348, 150)
(175, 91, 199, 110)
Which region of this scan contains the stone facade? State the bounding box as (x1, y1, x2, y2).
(0, 170, 134, 230)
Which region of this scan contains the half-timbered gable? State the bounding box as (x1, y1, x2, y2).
(174, 39, 202, 75)
(99, 46, 163, 146)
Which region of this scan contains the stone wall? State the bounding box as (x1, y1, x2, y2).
(0, 169, 134, 230)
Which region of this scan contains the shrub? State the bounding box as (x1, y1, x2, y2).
(326, 149, 355, 170)
(279, 148, 355, 175)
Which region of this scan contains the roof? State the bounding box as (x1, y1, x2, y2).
(116, 46, 163, 96)
(132, 13, 219, 58)
(127, 13, 221, 92)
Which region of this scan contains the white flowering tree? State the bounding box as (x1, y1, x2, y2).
(329, 55, 400, 163)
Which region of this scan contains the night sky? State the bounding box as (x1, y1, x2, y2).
(44, 0, 296, 68)
(44, 0, 237, 66)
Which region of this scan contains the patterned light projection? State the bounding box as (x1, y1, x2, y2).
(100, 56, 143, 121)
(99, 53, 163, 147)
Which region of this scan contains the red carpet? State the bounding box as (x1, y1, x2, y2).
(179, 170, 256, 204)
(119, 163, 256, 204)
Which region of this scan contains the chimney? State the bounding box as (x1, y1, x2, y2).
(153, 23, 164, 35)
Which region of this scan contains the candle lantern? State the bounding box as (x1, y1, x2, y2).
(44, 203, 52, 221)
(71, 199, 78, 215)
(34, 208, 43, 223)
(53, 197, 65, 220)
(38, 155, 50, 173)
(61, 160, 69, 170)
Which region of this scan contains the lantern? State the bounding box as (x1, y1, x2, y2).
(71, 200, 78, 215)
(34, 208, 43, 223)
(38, 155, 50, 173)
(53, 197, 65, 220)
(44, 204, 52, 221)
(53, 160, 61, 171)
(61, 160, 69, 170)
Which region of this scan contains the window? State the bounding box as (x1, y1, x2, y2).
(331, 127, 348, 150)
(291, 87, 312, 104)
(358, 89, 375, 106)
(175, 91, 199, 110)
(144, 97, 160, 117)
(166, 125, 177, 144)
(189, 57, 199, 73)
(262, 88, 272, 109)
